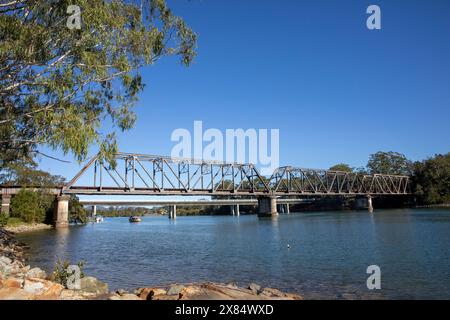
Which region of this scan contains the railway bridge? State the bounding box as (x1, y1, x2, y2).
(1, 152, 410, 227)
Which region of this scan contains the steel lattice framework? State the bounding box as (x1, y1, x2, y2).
(64, 152, 271, 195)
(268, 166, 409, 195)
(63, 153, 410, 196)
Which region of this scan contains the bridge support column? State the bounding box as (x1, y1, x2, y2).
(1, 194, 11, 219)
(92, 205, 97, 217)
(168, 205, 177, 220)
(367, 195, 374, 213)
(54, 195, 70, 228)
(230, 205, 235, 216)
(258, 196, 278, 217)
(286, 203, 290, 214)
(236, 204, 240, 217)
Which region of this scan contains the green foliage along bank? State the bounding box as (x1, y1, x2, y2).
(413, 153, 450, 205)
(7, 190, 87, 225)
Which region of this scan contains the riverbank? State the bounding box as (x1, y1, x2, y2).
(4, 223, 53, 234)
(0, 227, 302, 300)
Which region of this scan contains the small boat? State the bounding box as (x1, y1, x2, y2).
(129, 216, 142, 223)
(95, 216, 104, 223)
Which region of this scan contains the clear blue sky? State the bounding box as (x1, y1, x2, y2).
(38, 0, 450, 185)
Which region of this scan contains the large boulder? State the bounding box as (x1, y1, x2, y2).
(0, 287, 34, 300)
(137, 287, 167, 300)
(108, 293, 142, 300)
(248, 283, 261, 294)
(23, 278, 55, 295)
(60, 289, 96, 300)
(35, 283, 64, 300)
(26, 267, 47, 280)
(260, 287, 302, 300)
(167, 284, 185, 296)
(79, 276, 109, 295)
(2, 277, 23, 288)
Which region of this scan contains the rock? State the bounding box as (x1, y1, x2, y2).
(79, 276, 109, 295)
(26, 267, 47, 280)
(167, 284, 185, 296)
(23, 278, 53, 295)
(260, 287, 285, 297)
(0, 256, 12, 265)
(60, 289, 90, 300)
(179, 283, 263, 300)
(116, 289, 128, 295)
(226, 282, 239, 289)
(109, 293, 142, 300)
(3, 277, 23, 288)
(138, 287, 167, 300)
(0, 287, 34, 300)
(248, 283, 261, 294)
(35, 283, 64, 300)
(259, 287, 302, 300)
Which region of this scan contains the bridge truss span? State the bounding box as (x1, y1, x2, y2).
(63, 152, 410, 196)
(268, 166, 410, 195)
(64, 152, 271, 195)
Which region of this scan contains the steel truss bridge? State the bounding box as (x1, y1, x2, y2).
(63, 152, 410, 196)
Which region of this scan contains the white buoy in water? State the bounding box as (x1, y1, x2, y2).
(287, 244, 291, 249)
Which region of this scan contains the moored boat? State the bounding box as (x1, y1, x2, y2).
(129, 216, 142, 223)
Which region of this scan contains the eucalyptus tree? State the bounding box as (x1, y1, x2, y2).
(0, 0, 196, 167)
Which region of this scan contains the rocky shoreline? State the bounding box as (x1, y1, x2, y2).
(4, 223, 53, 234)
(0, 227, 302, 300)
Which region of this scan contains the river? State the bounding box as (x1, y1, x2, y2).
(17, 208, 450, 299)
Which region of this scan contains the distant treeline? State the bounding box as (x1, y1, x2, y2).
(95, 205, 257, 217)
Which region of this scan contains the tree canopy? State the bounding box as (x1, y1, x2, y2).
(0, 161, 65, 186)
(329, 163, 353, 172)
(0, 0, 196, 167)
(413, 153, 450, 204)
(367, 151, 412, 175)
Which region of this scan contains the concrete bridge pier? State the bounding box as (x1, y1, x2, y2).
(54, 195, 70, 228)
(1, 194, 11, 218)
(230, 204, 240, 216)
(367, 195, 374, 213)
(168, 205, 177, 220)
(257, 196, 278, 217)
(92, 205, 97, 217)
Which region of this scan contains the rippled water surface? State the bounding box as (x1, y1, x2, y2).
(17, 209, 450, 299)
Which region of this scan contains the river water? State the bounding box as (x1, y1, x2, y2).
(17, 209, 450, 299)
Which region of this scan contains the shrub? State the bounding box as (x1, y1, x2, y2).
(69, 196, 87, 224)
(0, 212, 7, 227)
(6, 217, 22, 226)
(10, 190, 46, 223)
(52, 258, 85, 289)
